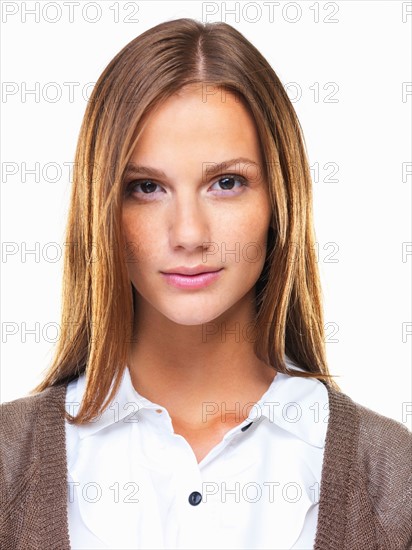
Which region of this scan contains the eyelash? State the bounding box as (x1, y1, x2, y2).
(124, 174, 248, 199)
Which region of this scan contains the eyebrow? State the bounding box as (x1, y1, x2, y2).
(124, 157, 260, 180)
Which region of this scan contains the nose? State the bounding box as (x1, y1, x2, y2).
(168, 191, 210, 252)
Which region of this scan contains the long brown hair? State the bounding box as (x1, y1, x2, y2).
(31, 18, 341, 424)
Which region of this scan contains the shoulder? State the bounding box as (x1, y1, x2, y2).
(333, 387, 412, 469)
(325, 385, 412, 547)
(1, 383, 67, 434)
(0, 384, 68, 485)
(325, 383, 411, 456)
(351, 396, 412, 507)
(354, 398, 412, 456)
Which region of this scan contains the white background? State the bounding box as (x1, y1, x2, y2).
(1, 0, 411, 426)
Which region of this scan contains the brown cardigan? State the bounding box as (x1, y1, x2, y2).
(1, 380, 411, 550)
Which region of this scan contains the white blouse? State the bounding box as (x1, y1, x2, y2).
(65, 358, 329, 549)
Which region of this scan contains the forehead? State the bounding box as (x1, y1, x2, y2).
(130, 85, 263, 165)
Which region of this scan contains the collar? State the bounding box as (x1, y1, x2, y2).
(249, 360, 329, 448)
(69, 357, 328, 448)
(71, 366, 161, 440)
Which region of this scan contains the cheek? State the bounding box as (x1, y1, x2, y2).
(210, 218, 268, 271)
(122, 210, 136, 242)
(240, 226, 268, 269)
(122, 211, 160, 267)
(232, 205, 270, 253)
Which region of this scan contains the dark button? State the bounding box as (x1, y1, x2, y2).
(241, 421, 253, 432)
(188, 491, 202, 506)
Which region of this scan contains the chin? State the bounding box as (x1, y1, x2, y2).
(165, 313, 219, 327)
(162, 305, 230, 327)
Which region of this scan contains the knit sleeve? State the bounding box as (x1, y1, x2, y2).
(0, 393, 41, 548)
(0, 393, 40, 484)
(355, 403, 412, 549)
(0, 385, 71, 549)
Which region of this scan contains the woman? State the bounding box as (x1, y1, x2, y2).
(1, 18, 411, 550)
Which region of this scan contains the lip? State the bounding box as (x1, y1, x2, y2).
(161, 266, 222, 276)
(160, 268, 223, 289)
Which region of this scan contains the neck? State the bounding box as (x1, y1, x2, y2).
(127, 290, 277, 427)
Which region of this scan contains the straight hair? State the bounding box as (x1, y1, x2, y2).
(32, 18, 341, 424)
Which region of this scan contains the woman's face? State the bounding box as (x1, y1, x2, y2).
(122, 85, 272, 326)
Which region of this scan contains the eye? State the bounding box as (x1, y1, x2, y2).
(123, 173, 248, 199)
(210, 174, 248, 192)
(124, 179, 164, 196)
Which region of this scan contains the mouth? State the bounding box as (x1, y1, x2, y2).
(160, 268, 223, 289)
(161, 266, 223, 276)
